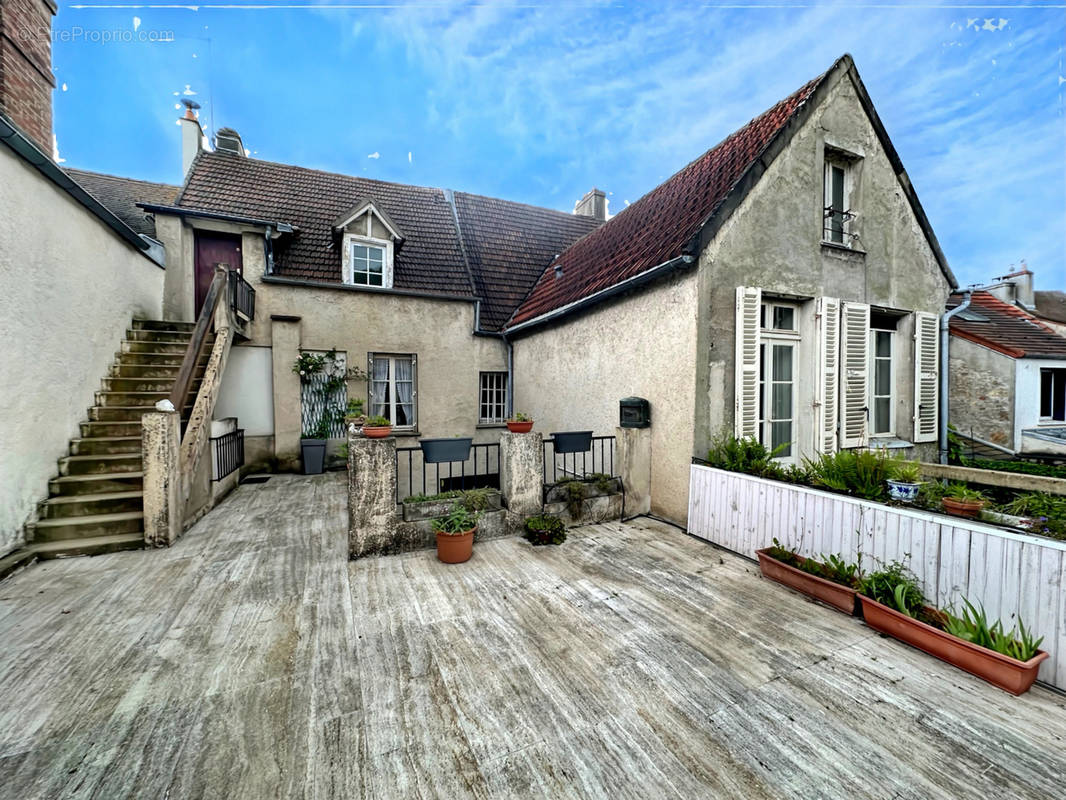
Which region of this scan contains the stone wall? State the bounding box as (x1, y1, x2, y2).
(948, 336, 1015, 449)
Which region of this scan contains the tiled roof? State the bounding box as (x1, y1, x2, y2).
(454, 192, 601, 330)
(177, 151, 473, 296)
(1035, 290, 1066, 325)
(949, 291, 1066, 358)
(65, 168, 179, 237)
(506, 69, 829, 328)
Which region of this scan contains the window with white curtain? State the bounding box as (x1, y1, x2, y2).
(369, 353, 416, 428)
(479, 372, 508, 424)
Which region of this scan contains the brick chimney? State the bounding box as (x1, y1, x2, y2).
(0, 0, 58, 153)
(574, 187, 607, 222)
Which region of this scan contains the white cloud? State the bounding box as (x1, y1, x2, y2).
(408, 151, 412, 163)
(132, 16, 141, 32)
(367, 152, 380, 159)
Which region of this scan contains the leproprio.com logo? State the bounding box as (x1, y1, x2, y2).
(19, 26, 175, 44)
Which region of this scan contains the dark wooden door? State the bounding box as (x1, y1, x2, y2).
(194, 233, 242, 315)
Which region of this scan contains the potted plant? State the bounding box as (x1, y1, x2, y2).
(507, 412, 535, 434)
(420, 436, 473, 464)
(362, 415, 393, 439)
(551, 430, 593, 454)
(300, 418, 329, 475)
(343, 397, 365, 425)
(887, 461, 923, 503)
(524, 514, 566, 545)
(941, 482, 987, 518)
(755, 539, 860, 614)
(431, 505, 479, 563)
(858, 563, 1048, 695)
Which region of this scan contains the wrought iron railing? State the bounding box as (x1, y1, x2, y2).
(395, 442, 501, 503)
(542, 435, 616, 486)
(211, 428, 244, 481)
(229, 269, 256, 320)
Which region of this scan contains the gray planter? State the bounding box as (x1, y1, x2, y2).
(301, 438, 326, 475)
(551, 430, 593, 454)
(419, 437, 473, 464)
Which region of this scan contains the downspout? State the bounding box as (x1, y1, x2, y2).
(263, 225, 274, 275)
(505, 333, 514, 418)
(939, 289, 972, 464)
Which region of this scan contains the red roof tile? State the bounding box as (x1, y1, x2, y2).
(949, 291, 1066, 358)
(506, 69, 829, 328)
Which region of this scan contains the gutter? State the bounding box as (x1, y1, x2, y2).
(939, 290, 971, 464)
(138, 202, 295, 233)
(0, 112, 159, 264)
(260, 274, 477, 304)
(505, 253, 697, 336)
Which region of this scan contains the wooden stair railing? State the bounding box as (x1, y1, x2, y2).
(168, 268, 228, 424)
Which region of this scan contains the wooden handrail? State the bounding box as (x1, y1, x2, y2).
(168, 268, 228, 416)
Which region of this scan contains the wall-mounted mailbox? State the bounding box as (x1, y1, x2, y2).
(620, 397, 651, 428)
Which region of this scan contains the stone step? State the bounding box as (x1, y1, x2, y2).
(95, 390, 169, 407)
(108, 363, 206, 379)
(38, 490, 144, 519)
(0, 549, 37, 582)
(115, 351, 211, 368)
(131, 319, 196, 332)
(30, 533, 144, 560)
(101, 377, 200, 394)
(90, 406, 189, 422)
(59, 453, 142, 476)
(69, 436, 142, 456)
(28, 511, 144, 543)
(50, 471, 144, 496)
(125, 328, 194, 343)
(80, 420, 142, 438)
(121, 340, 199, 355)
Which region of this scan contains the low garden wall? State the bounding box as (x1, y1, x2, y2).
(687, 463, 1066, 691)
(543, 477, 625, 527)
(394, 490, 513, 554)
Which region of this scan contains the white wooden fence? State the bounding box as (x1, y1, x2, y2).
(687, 463, 1066, 690)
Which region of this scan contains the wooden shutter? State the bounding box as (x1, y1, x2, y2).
(734, 286, 761, 439)
(839, 301, 870, 448)
(913, 312, 939, 443)
(815, 297, 840, 454)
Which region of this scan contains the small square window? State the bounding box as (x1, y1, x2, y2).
(479, 372, 508, 424)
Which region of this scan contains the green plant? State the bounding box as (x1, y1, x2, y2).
(961, 458, 1066, 481)
(404, 490, 463, 504)
(821, 553, 861, 587)
(706, 431, 789, 480)
(943, 598, 1044, 662)
(430, 505, 480, 535)
(563, 480, 586, 517)
(1000, 492, 1066, 540)
(765, 539, 860, 589)
(345, 398, 364, 416)
(292, 351, 328, 379)
(890, 461, 922, 484)
(943, 482, 987, 503)
(860, 561, 925, 618)
(524, 514, 566, 546)
(509, 411, 532, 422)
(458, 487, 494, 512)
(365, 415, 390, 427)
(302, 418, 331, 439)
(587, 472, 615, 494)
(803, 450, 896, 501)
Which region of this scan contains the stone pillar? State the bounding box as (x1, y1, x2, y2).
(348, 426, 398, 559)
(616, 426, 651, 517)
(270, 315, 302, 469)
(142, 409, 182, 547)
(500, 431, 543, 517)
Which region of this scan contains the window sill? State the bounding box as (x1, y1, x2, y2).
(820, 241, 866, 258)
(476, 422, 508, 429)
(867, 437, 914, 450)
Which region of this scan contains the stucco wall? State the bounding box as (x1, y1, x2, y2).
(695, 70, 951, 464)
(0, 145, 164, 555)
(512, 271, 699, 524)
(948, 337, 1015, 449)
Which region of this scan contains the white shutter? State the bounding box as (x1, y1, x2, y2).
(913, 312, 939, 443)
(839, 301, 870, 448)
(734, 286, 761, 439)
(815, 297, 840, 454)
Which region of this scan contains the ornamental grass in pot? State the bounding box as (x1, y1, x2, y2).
(361, 415, 393, 439)
(506, 412, 535, 434)
(941, 482, 988, 518)
(431, 505, 479, 564)
(858, 561, 1047, 695)
(755, 539, 860, 614)
(886, 461, 923, 503)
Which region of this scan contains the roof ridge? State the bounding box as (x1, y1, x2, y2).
(65, 167, 179, 192)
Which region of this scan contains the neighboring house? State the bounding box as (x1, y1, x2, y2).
(144, 118, 601, 472)
(64, 168, 179, 238)
(1035, 289, 1066, 338)
(504, 54, 956, 523)
(949, 291, 1066, 457)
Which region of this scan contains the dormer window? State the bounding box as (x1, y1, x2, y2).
(332, 198, 405, 290)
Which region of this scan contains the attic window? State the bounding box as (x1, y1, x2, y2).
(336, 201, 401, 289)
(823, 151, 859, 246)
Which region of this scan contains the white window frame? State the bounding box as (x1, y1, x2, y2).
(368, 353, 417, 429)
(1040, 368, 1066, 422)
(868, 328, 895, 437)
(341, 207, 395, 288)
(759, 301, 800, 462)
(823, 154, 854, 246)
(478, 371, 508, 424)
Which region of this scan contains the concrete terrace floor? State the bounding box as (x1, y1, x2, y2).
(1, 474, 1065, 799)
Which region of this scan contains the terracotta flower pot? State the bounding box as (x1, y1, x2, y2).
(362, 425, 392, 439)
(436, 527, 475, 564)
(755, 548, 858, 614)
(942, 497, 985, 518)
(506, 420, 534, 433)
(859, 595, 1048, 695)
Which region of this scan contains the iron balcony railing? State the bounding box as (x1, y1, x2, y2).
(395, 442, 501, 503)
(211, 428, 245, 481)
(229, 269, 256, 321)
(542, 435, 616, 486)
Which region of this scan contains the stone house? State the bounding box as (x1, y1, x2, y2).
(948, 288, 1066, 458)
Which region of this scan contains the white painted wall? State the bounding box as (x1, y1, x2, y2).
(214, 345, 275, 436)
(0, 145, 164, 555)
(1015, 358, 1066, 441)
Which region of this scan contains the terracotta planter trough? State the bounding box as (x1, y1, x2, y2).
(755, 548, 858, 615)
(858, 595, 1049, 695)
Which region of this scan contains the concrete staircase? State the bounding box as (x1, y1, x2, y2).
(20, 320, 209, 561)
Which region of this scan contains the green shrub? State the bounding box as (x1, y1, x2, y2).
(890, 461, 922, 484)
(524, 514, 566, 546)
(431, 506, 480, 535)
(860, 561, 925, 618)
(961, 458, 1066, 481)
(943, 598, 1044, 662)
(404, 490, 463, 504)
(766, 539, 860, 588)
(803, 450, 896, 501)
(1000, 492, 1066, 540)
(365, 415, 390, 426)
(586, 472, 615, 494)
(458, 487, 494, 511)
(706, 431, 789, 479)
(510, 411, 532, 422)
(943, 482, 987, 502)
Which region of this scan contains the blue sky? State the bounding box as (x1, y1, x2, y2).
(52, 1, 1065, 289)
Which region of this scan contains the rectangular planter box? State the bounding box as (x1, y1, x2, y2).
(401, 490, 502, 522)
(755, 549, 857, 615)
(419, 437, 473, 464)
(550, 430, 593, 454)
(858, 595, 1049, 696)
